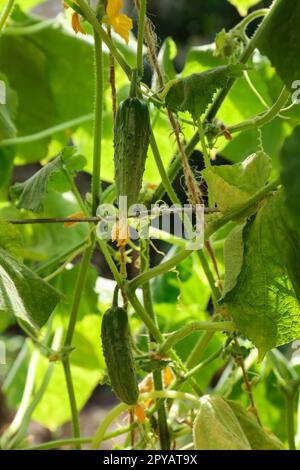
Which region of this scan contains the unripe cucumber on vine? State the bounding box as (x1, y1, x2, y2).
(101, 306, 139, 405)
(114, 71, 151, 208)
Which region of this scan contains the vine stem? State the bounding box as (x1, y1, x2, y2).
(158, 321, 235, 356)
(140, 239, 170, 449)
(286, 393, 296, 450)
(226, 86, 290, 135)
(136, 0, 147, 78)
(61, 25, 104, 449)
(92, 29, 103, 215)
(91, 390, 199, 449)
(236, 8, 270, 31)
(0, 0, 15, 33)
(0, 114, 94, 147)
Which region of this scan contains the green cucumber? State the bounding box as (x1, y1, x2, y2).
(114, 73, 151, 209)
(101, 306, 139, 405)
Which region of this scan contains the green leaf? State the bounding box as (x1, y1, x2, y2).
(202, 151, 272, 213)
(32, 314, 105, 430)
(280, 126, 300, 229)
(257, 0, 300, 89)
(228, 0, 261, 16)
(193, 395, 251, 450)
(0, 74, 18, 141)
(222, 192, 300, 358)
(11, 146, 86, 213)
(226, 400, 285, 450)
(0, 248, 61, 334)
(0, 147, 15, 197)
(0, 220, 23, 260)
(223, 222, 246, 296)
(164, 65, 244, 121)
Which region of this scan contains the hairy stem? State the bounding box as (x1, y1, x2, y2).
(92, 29, 103, 214)
(0, 0, 15, 33)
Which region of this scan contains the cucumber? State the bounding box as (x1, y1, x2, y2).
(114, 78, 151, 209)
(101, 306, 139, 405)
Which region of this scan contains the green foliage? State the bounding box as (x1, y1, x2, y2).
(202, 151, 272, 213)
(257, 0, 300, 90)
(0, 220, 23, 260)
(280, 126, 300, 229)
(0, 248, 61, 334)
(223, 192, 300, 358)
(164, 65, 244, 121)
(0, 75, 17, 141)
(223, 222, 246, 296)
(11, 147, 86, 213)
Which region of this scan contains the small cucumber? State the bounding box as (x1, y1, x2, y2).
(101, 306, 139, 405)
(114, 74, 151, 209)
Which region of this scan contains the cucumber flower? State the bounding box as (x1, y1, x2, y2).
(103, 0, 133, 45)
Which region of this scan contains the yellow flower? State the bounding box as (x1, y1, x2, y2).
(103, 0, 133, 45)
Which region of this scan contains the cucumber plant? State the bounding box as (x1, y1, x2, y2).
(0, 0, 300, 452)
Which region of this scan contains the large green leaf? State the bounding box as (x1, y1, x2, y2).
(202, 151, 272, 213)
(0, 74, 18, 141)
(257, 0, 300, 90)
(280, 126, 300, 229)
(0, 220, 23, 260)
(11, 147, 86, 213)
(193, 395, 251, 450)
(223, 192, 300, 358)
(0, 248, 61, 334)
(32, 314, 104, 430)
(228, 0, 261, 16)
(164, 65, 244, 121)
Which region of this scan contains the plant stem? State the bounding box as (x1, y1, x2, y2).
(158, 321, 235, 356)
(0, 0, 15, 33)
(198, 119, 211, 169)
(236, 8, 270, 32)
(62, 359, 81, 450)
(137, 0, 147, 78)
(140, 239, 170, 450)
(0, 114, 94, 147)
(63, 168, 88, 215)
(185, 331, 215, 369)
(149, 130, 180, 205)
(92, 390, 199, 449)
(128, 248, 192, 291)
(286, 392, 296, 450)
(226, 86, 290, 135)
(92, 29, 103, 215)
(76, 0, 132, 79)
